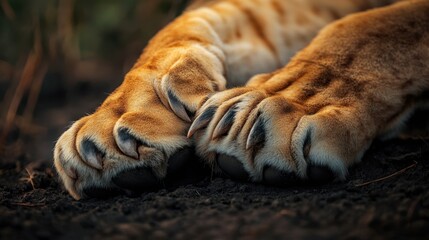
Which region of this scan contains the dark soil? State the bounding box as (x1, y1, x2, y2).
(1, 81, 429, 240)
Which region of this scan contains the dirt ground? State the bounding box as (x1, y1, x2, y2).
(1, 79, 429, 240)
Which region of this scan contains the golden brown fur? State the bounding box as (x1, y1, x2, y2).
(54, 0, 428, 199)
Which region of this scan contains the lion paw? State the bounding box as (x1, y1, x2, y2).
(190, 87, 361, 186)
(54, 80, 199, 199)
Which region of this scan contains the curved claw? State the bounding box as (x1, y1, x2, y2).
(80, 139, 104, 170)
(246, 115, 266, 150)
(116, 128, 139, 159)
(64, 166, 77, 180)
(187, 106, 217, 138)
(212, 105, 237, 140)
(167, 90, 191, 122)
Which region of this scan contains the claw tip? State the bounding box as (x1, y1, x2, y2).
(187, 130, 194, 138)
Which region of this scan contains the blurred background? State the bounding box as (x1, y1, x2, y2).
(0, 0, 189, 164)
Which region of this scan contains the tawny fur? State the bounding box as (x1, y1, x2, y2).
(195, 0, 429, 180)
(54, 0, 428, 199)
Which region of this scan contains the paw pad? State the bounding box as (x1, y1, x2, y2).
(215, 154, 336, 186)
(216, 154, 249, 181)
(110, 147, 203, 194)
(307, 165, 335, 183)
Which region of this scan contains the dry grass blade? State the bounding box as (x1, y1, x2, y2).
(387, 151, 420, 161)
(24, 16, 45, 111)
(355, 161, 417, 187)
(1, 0, 15, 20)
(407, 196, 422, 221)
(23, 63, 48, 122)
(20, 168, 37, 190)
(58, 0, 78, 62)
(11, 202, 45, 207)
(0, 18, 44, 148)
(0, 60, 14, 79)
(0, 52, 40, 144)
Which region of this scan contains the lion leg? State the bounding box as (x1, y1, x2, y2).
(192, 0, 429, 185)
(54, 0, 396, 199)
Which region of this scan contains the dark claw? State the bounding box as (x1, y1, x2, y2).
(116, 128, 153, 160)
(262, 166, 300, 186)
(80, 139, 104, 170)
(307, 165, 335, 183)
(212, 105, 237, 139)
(167, 90, 191, 122)
(188, 106, 217, 137)
(83, 187, 121, 199)
(117, 128, 139, 159)
(246, 115, 265, 150)
(216, 154, 249, 181)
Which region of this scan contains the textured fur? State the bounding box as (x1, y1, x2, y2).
(54, 0, 428, 199)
